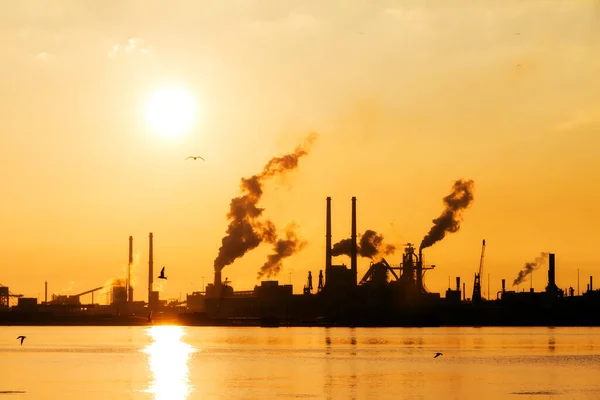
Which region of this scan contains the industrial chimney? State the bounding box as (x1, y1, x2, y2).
(128, 236, 133, 303)
(416, 248, 423, 292)
(325, 197, 332, 285)
(545, 253, 558, 295)
(502, 279, 506, 293)
(456, 277, 461, 291)
(351, 196, 357, 285)
(148, 232, 153, 307)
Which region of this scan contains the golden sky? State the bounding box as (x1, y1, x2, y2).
(1, 1, 599, 302)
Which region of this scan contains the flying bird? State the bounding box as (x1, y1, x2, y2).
(158, 266, 167, 280)
(17, 336, 26, 345)
(185, 156, 205, 161)
(434, 352, 443, 358)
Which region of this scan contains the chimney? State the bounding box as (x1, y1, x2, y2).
(214, 269, 222, 289)
(128, 236, 133, 304)
(456, 277, 461, 291)
(416, 248, 423, 292)
(325, 197, 332, 284)
(148, 232, 153, 307)
(590, 276, 593, 292)
(548, 253, 556, 287)
(44, 281, 48, 304)
(463, 282, 466, 300)
(502, 279, 506, 293)
(545, 253, 559, 295)
(351, 196, 357, 285)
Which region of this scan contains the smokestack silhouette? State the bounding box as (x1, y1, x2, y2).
(331, 230, 395, 260)
(148, 232, 153, 307)
(213, 133, 318, 274)
(512, 252, 549, 286)
(258, 223, 307, 279)
(351, 197, 357, 284)
(326, 197, 332, 269)
(420, 179, 475, 250)
(128, 236, 133, 304)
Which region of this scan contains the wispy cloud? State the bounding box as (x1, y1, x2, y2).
(108, 37, 150, 58)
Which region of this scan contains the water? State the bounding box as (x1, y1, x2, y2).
(1, 326, 600, 399)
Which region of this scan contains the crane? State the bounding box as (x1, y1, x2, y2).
(472, 239, 486, 303)
(0, 284, 23, 308)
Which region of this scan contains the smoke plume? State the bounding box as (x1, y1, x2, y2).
(420, 179, 475, 250)
(512, 252, 549, 286)
(331, 229, 396, 260)
(213, 133, 318, 272)
(257, 223, 307, 279)
(359, 229, 396, 258)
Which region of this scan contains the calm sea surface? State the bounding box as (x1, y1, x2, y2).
(1, 326, 600, 399)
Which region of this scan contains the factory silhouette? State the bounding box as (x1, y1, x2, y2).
(1, 195, 600, 327)
(1, 135, 599, 327)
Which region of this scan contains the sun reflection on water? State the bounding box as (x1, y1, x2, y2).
(144, 326, 194, 400)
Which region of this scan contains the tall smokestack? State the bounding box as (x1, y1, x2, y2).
(44, 281, 47, 304)
(215, 269, 222, 289)
(326, 197, 332, 284)
(456, 277, 461, 291)
(128, 236, 133, 304)
(417, 248, 423, 292)
(548, 253, 555, 287)
(590, 276, 593, 292)
(351, 197, 357, 285)
(148, 233, 153, 307)
(502, 279, 506, 293)
(545, 253, 559, 295)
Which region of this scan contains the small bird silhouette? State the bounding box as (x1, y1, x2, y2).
(185, 156, 205, 161)
(17, 336, 26, 345)
(158, 266, 167, 280)
(434, 352, 443, 358)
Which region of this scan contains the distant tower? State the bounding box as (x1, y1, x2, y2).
(307, 271, 313, 292)
(128, 236, 134, 304)
(148, 233, 154, 308)
(351, 197, 357, 285)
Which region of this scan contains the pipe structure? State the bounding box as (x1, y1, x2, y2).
(148, 233, 153, 307)
(351, 197, 357, 285)
(128, 236, 133, 304)
(325, 197, 332, 285)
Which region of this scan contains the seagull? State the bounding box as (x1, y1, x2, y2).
(17, 336, 26, 345)
(434, 352, 443, 358)
(158, 266, 167, 280)
(185, 156, 205, 161)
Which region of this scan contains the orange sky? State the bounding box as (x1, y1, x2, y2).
(1, 1, 599, 302)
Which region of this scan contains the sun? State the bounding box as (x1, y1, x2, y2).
(145, 87, 196, 138)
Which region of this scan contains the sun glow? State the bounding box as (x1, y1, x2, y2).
(145, 87, 196, 138)
(144, 326, 194, 399)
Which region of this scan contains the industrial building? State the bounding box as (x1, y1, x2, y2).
(2, 197, 600, 327)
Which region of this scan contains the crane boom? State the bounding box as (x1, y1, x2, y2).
(478, 239, 486, 276)
(472, 239, 486, 303)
